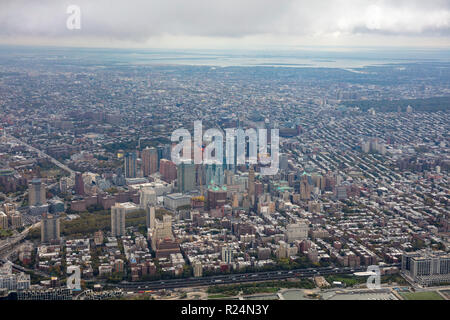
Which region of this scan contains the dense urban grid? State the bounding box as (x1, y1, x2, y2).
(0, 49, 449, 301)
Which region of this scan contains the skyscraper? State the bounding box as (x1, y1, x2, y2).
(159, 159, 177, 183)
(177, 162, 196, 193)
(28, 179, 46, 207)
(41, 214, 60, 243)
(124, 152, 137, 178)
(142, 147, 158, 177)
(300, 173, 311, 200)
(149, 147, 158, 175)
(312, 174, 325, 191)
(74, 172, 85, 196)
(146, 204, 156, 230)
(254, 181, 264, 198)
(248, 166, 255, 205)
(141, 147, 150, 177)
(111, 203, 126, 237)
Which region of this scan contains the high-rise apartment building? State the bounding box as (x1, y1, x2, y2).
(10, 212, 22, 229)
(124, 152, 137, 178)
(299, 175, 311, 200)
(0, 212, 7, 230)
(149, 147, 158, 175)
(29, 179, 46, 206)
(248, 166, 255, 204)
(141, 147, 151, 177)
(142, 147, 158, 177)
(159, 159, 177, 183)
(41, 214, 60, 243)
(111, 203, 127, 237)
(74, 172, 85, 196)
(150, 214, 173, 249)
(146, 204, 156, 230)
(177, 162, 196, 193)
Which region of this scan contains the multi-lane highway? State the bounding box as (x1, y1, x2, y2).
(0, 256, 50, 278)
(0, 222, 40, 259)
(1, 133, 72, 208)
(114, 264, 401, 291)
(5, 133, 75, 178)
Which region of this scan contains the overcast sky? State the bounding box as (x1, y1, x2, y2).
(0, 0, 449, 49)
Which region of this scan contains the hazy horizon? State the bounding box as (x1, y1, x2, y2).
(1, 44, 449, 69)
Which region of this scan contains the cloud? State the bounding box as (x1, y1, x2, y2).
(0, 0, 449, 47)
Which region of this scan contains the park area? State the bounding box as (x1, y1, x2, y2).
(399, 291, 444, 300)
